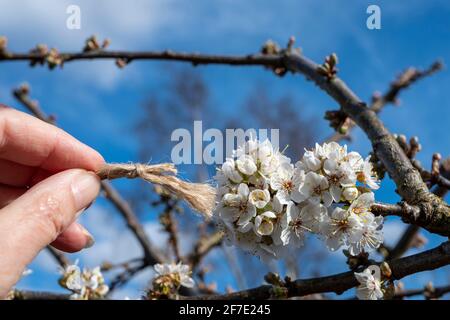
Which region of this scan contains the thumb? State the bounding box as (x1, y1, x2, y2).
(0, 169, 100, 297)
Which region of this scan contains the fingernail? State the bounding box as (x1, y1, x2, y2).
(71, 172, 100, 211)
(75, 210, 84, 219)
(81, 227, 95, 249)
(74, 201, 94, 219)
(85, 201, 94, 210)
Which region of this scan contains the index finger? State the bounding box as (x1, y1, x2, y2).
(0, 107, 104, 172)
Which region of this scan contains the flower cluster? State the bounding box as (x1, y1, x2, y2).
(354, 263, 395, 300)
(354, 268, 384, 300)
(148, 263, 195, 299)
(59, 261, 109, 300)
(213, 139, 383, 260)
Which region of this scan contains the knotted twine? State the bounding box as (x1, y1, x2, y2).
(96, 163, 216, 218)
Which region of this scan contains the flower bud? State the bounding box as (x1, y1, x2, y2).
(380, 262, 392, 278)
(343, 187, 359, 201)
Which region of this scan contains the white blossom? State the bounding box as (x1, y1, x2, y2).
(354, 268, 384, 300)
(357, 157, 379, 190)
(154, 262, 195, 288)
(298, 171, 332, 207)
(348, 192, 374, 216)
(236, 154, 258, 176)
(301, 149, 322, 171)
(346, 151, 364, 171)
(323, 159, 356, 202)
(220, 183, 256, 224)
(316, 142, 347, 162)
(249, 189, 271, 209)
(348, 213, 384, 255)
(281, 203, 326, 247)
(321, 207, 362, 251)
(270, 163, 304, 204)
(213, 139, 385, 260)
(221, 158, 243, 183)
(59, 261, 108, 300)
(254, 211, 277, 236)
(342, 187, 359, 201)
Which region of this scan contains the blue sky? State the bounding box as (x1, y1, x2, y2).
(0, 0, 449, 299)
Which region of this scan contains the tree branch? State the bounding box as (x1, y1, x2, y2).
(1, 49, 283, 68)
(280, 52, 450, 236)
(183, 241, 450, 300)
(385, 159, 450, 260)
(100, 182, 165, 264)
(327, 61, 443, 142)
(46, 246, 70, 268)
(387, 225, 421, 261)
(186, 231, 224, 269)
(8, 48, 450, 237)
(6, 42, 450, 299)
(394, 284, 450, 300)
(10, 290, 70, 300)
(107, 261, 147, 294)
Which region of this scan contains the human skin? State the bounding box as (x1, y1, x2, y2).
(0, 106, 104, 298)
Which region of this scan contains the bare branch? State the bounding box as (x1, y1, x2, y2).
(1, 49, 283, 68)
(326, 61, 443, 142)
(99, 182, 165, 264)
(371, 202, 420, 218)
(186, 231, 224, 269)
(183, 241, 450, 300)
(394, 283, 450, 300)
(154, 192, 183, 262)
(10, 290, 70, 300)
(387, 225, 421, 261)
(279, 53, 450, 236)
(107, 261, 147, 294)
(46, 246, 70, 268)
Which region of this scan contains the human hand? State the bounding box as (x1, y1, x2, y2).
(0, 106, 104, 297)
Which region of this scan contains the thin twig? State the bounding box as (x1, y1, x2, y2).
(107, 261, 147, 294)
(1, 49, 282, 67)
(394, 284, 450, 300)
(10, 290, 70, 300)
(46, 246, 70, 268)
(186, 231, 224, 269)
(387, 225, 421, 261)
(326, 61, 443, 142)
(99, 182, 165, 264)
(156, 193, 182, 262)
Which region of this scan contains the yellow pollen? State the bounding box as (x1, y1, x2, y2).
(282, 180, 293, 191)
(313, 186, 322, 195)
(357, 172, 366, 183)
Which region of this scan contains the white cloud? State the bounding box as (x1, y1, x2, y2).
(0, 0, 179, 89)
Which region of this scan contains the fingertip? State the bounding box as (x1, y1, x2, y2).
(51, 222, 95, 253)
(90, 149, 106, 172)
(71, 169, 101, 211)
